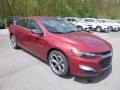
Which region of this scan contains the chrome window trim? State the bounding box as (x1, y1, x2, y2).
(15, 18, 46, 36)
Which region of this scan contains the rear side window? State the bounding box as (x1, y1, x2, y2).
(16, 19, 29, 28)
(72, 19, 77, 22)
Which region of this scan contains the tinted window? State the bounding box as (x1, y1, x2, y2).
(16, 19, 29, 28)
(72, 19, 77, 22)
(28, 19, 42, 32)
(42, 19, 77, 34)
(84, 19, 95, 22)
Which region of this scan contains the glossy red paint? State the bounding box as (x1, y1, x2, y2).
(9, 17, 112, 77)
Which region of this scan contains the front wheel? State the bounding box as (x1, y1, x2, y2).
(49, 50, 69, 77)
(96, 26, 102, 32)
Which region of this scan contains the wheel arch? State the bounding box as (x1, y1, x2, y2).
(47, 48, 69, 62)
(96, 26, 101, 28)
(77, 25, 83, 28)
(10, 33, 14, 38)
(47, 48, 70, 74)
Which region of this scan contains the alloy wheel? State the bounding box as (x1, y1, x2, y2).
(96, 27, 101, 32)
(49, 54, 65, 74)
(11, 35, 16, 48)
(49, 51, 69, 76)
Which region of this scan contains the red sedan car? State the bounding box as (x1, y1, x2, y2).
(9, 17, 112, 77)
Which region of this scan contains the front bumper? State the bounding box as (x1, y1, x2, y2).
(79, 64, 112, 77)
(84, 27, 93, 31)
(101, 27, 111, 32)
(69, 51, 112, 77)
(113, 27, 119, 31)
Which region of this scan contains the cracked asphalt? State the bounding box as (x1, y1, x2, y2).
(0, 29, 120, 90)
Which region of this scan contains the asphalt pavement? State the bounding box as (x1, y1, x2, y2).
(0, 29, 120, 90)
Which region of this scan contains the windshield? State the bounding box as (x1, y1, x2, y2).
(108, 20, 116, 23)
(84, 19, 95, 22)
(41, 19, 77, 34)
(96, 20, 103, 23)
(98, 20, 107, 23)
(78, 18, 84, 22)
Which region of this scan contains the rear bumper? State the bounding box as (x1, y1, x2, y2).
(84, 27, 93, 31)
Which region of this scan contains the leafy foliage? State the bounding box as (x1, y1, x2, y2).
(0, 0, 120, 19)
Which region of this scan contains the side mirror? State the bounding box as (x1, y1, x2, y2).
(31, 29, 44, 36)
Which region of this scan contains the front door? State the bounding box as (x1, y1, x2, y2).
(25, 19, 48, 59)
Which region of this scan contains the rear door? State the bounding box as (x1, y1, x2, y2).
(14, 19, 30, 48)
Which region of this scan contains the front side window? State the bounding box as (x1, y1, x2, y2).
(28, 19, 43, 33)
(16, 19, 29, 28)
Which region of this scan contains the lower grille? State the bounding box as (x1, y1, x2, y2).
(99, 56, 112, 69)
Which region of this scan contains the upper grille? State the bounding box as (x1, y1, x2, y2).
(96, 50, 112, 55)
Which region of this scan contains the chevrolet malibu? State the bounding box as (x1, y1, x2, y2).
(9, 17, 112, 77)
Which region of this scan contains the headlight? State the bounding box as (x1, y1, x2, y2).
(71, 48, 97, 59)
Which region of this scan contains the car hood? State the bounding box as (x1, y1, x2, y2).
(58, 32, 112, 52)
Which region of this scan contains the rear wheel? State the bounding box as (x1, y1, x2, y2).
(109, 26, 113, 31)
(10, 35, 19, 49)
(77, 26, 83, 31)
(115, 29, 119, 32)
(49, 50, 69, 77)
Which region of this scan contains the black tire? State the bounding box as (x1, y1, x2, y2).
(48, 50, 69, 77)
(109, 26, 113, 31)
(77, 26, 83, 31)
(115, 29, 119, 32)
(96, 26, 102, 32)
(10, 35, 19, 49)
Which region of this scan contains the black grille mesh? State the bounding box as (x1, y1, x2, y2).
(99, 56, 112, 69)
